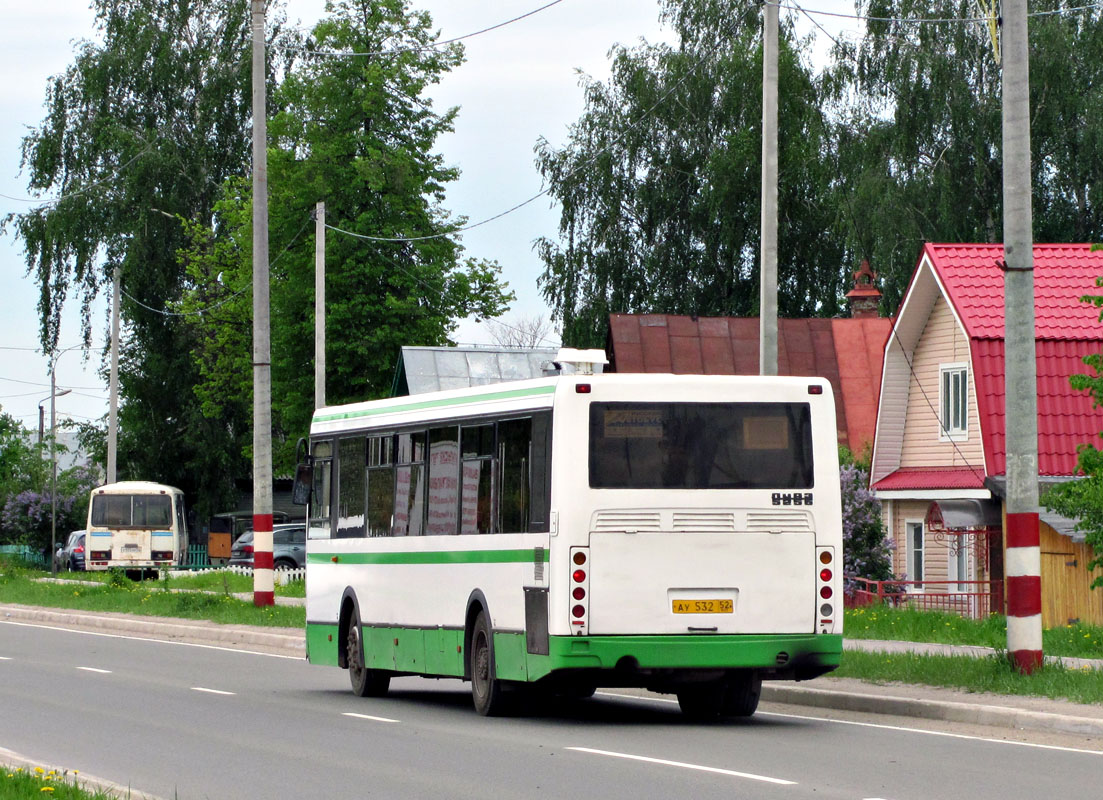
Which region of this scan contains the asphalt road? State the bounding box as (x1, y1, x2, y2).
(2, 619, 1101, 800)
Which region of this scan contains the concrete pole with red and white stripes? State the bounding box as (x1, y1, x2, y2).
(1001, 0, 1041, 672)
(251, 0, 274, 606)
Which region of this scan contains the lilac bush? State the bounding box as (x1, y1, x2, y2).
(840, 463, 894, 584)
(1, 466, 98, 552)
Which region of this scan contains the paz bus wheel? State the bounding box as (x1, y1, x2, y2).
(347, 609, 390, 698)
(471, 612, 508, 716)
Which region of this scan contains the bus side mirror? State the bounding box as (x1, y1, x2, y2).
(291, 438, 312, 506)
(292, 462, 313, 506)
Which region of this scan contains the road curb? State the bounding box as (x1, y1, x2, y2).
(0, 604, 304, 657)
(762, 683, 1103, 736)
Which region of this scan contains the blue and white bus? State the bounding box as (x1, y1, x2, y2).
(299, 361, 843, 718)
(85, 481, 188, 574)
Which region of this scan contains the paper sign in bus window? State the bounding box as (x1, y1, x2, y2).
(743, 416, 789, 450)
(604, 409, 663, 438)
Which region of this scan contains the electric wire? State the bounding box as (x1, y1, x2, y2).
(282, 0, 566, 59)
(325, 24, 727, 245)
(775, 0, 1103, 24)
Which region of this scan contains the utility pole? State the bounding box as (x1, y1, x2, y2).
(315, 200, 325, 410)
(107, 266, 120, 484)
(1001, 0, 1042, 673)
(251, 0, 274, 607)
(759, 0, 779, 376)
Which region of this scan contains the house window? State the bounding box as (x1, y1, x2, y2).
(906, 521, 925, 589)
(939, 363, 968, 440)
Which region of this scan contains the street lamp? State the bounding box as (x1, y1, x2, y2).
(45, 343, 84, 576)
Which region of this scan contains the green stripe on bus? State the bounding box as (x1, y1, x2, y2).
(313, 384, 556, 424)
(306, 548, 550, 566)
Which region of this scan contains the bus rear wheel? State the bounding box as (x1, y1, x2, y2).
(347, 609, 390, 698)
(720, 671, 762, 718)
(470, 612, 508, 716)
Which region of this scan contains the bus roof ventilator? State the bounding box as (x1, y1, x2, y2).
(544, 348, 609, 376)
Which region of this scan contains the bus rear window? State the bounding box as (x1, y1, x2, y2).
(91, 494, 173, 528)
(588, 402, 813, 489)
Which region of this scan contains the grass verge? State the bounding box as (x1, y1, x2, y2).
(0, 765, 112, 800)
(834, 649, 1103, 705)
(0, 565, 304, 628)
(844, 605, 1103, 660)
(41, 568, 305, 599)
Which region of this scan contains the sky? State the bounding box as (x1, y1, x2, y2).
(0, 0, 854, 433)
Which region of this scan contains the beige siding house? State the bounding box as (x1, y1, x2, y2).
(870, 244, 1103, 626)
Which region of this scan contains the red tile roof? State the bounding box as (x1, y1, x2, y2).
(606, 314, 893, 452)
(921, 243, 1103, 476)
(872, 466, 987, 491)
(924, 243, 1103, 339)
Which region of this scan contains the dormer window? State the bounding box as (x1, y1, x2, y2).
(939, 363, 968, 440)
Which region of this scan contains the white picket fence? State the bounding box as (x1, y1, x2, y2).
(166, 564, 306, 585)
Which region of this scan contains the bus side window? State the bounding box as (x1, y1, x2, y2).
(498, 418, 532, 533)
(528, 413, 551, 533)
(337, 437, 367, 539)
(428, 427, 460, 535)
(310, 440, 333, 539)
(460, 424, 494, 534)
(367, 435, 395, 537)
(394, 431, 426, 536)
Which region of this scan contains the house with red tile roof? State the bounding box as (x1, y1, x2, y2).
(869, 243, 1103, 626)
(604, 263, 894, 455)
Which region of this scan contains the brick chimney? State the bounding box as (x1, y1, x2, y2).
(845, 259, 882, 318)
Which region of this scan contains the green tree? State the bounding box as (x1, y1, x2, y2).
(535, 0, 846, 346)
(0, 412, 48, 515)
(5, 0, 294, 518)
(178, 0, 513, 473)
(822, 0, 1103, 311)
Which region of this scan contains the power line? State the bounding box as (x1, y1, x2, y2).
(281, 0, 567, 59)
(776, 0, 1103, 24)
(325, 26, 726, 246)
(0, 146, 152, 209)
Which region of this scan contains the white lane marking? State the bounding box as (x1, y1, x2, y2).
(567, 747, 797, 785)
(758, 710, 1103, 756)
(77, 666, 112, 674)
(595, 691, 1103, 757)
(343, 712, 399, 724)
(191, 687, 235, 696)
(0, 619, 301, 659)
(0, 656, 11, 660)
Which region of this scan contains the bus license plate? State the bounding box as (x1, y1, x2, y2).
(672, 599, 733, 614)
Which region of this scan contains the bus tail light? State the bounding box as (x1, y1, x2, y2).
(816, 546, 836, 633)
(151, 551, 173, 561)
(569, 546, 589, 635)
(91, 551, 109, 561)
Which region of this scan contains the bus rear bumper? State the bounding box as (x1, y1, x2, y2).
(540, 633, 843, 683)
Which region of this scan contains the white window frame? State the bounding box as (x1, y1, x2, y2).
(905, 520, 925, 591)
(938, 362, 969, 441)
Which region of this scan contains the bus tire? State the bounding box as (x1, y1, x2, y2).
(720, 671, 761, 718)
(676, 684, 723, 721)
(347, 609, 390, 698)
(471, 611, 508, 716)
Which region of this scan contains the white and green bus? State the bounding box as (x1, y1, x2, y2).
(85, 481, 189, 575)
(299, 365, 843, 718)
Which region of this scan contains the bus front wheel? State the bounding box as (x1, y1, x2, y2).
(470, 612, 508, 716)
(347, 609, 390, 698)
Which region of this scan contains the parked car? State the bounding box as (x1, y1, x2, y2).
(229, 523, 306, 570)
(54, 531, 86, 572)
